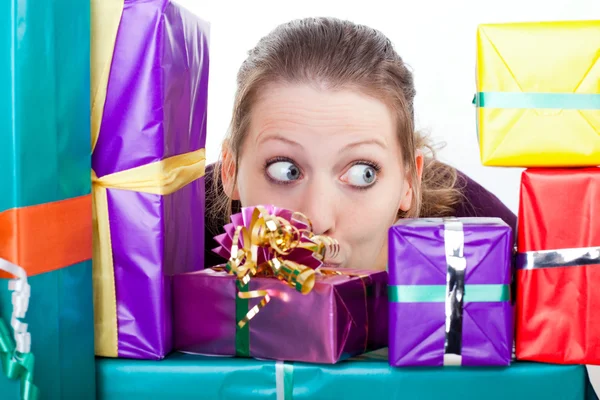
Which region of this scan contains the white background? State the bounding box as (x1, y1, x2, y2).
(178, 0, 600, 383)
(177, 0, 600, 388)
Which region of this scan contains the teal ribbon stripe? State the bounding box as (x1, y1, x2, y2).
(0, 319, 39, 400)
(235, 280, 250, 358)
(283, 363, 293, 400)
(388, 284, 510, 303)
(473, 92, 600, 110)
(275, 361, 294, 400)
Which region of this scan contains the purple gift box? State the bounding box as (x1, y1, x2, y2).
(91, 0, 210, 359)
(173, 268, 388, 363)
(388, 217, 513, 367)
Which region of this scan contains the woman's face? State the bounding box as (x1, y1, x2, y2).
(223, 83, 422, 270)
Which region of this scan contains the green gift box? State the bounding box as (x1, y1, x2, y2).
(97, 350, 598, 399)
(0, 0, 95, 398)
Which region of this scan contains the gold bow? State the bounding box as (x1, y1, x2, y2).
(221, 206, 340, 328)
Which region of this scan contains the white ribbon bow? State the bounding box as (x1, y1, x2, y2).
(0, 258, 32, 354)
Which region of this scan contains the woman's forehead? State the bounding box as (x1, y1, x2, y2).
(249, 83, 397, 146)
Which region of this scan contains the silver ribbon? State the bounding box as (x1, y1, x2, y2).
(517, 246, 600, 270)
(275, 360, 294, 400)
(443, 218, 466, 366)
(0, 258, 32, 354)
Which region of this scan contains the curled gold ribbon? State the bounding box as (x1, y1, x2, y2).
(224, 206, 340, 328)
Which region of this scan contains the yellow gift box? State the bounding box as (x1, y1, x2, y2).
(475, 20, 600, 167)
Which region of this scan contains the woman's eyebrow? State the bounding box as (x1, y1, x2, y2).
(256, 133, 386, 151)
(257, 133, 303, 148)
(339, 138, 387, 153)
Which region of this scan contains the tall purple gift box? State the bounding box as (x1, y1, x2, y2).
(91, 0, 210, 359)
(388, 218, 513, 367)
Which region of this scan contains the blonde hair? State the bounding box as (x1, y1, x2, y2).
(211, 17, 460, 223)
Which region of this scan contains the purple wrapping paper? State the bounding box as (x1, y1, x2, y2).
(388, 218, 513, 367)
(173, 268, 388, 363)
(92, 0, 209, 359)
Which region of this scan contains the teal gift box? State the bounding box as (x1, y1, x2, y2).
(97, 350, 598, 400)
(0, 0, 95, 398)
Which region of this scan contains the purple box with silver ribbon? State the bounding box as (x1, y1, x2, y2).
(388, 217, 514, 367)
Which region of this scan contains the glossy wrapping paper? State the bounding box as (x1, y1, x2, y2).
(388, 218, 513, 366)
(0, 262, 95, 399)
(516, 168, 600, 364)
(172, 267, 388, 364)
(95, 351, 599, 400)
(91, 0, 210, 359)
(0, 0, 96, 398)
(475, 21, 600, 167)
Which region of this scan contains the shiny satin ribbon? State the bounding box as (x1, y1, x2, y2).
(475, 92, 600, 110)
(471, 92, 600, 142)
(91, 0, 124, 151)
(90, 0, 123, 358)
(0, 259, 39, 400)
(0, 195, 92, 279)
(388, 284, 510, 303)
(516, 246, 600, 270)
(442, 218, 466, 366)
(275, 361, 294, 400)
(91, 149, 206, 357)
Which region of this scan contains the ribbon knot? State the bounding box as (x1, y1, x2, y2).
(219, 206, 341, 329)
(91, 148, 206, 357)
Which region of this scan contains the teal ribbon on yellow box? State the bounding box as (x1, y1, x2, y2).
(474, 21, 600, 167)
(475, 92, 600, 110)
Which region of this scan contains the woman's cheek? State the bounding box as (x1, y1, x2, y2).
(346, 186, 400, 240)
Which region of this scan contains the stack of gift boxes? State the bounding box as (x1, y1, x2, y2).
(389, 20, 600, 369)
(475, 20, 600, 367)
(2, 0, 211, 398)
(98, 16, 598, 399)
(2, 2, 599, 398)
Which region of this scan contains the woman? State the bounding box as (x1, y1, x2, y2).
(204, 17, 515, 270)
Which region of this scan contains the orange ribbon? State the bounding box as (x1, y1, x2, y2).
(0, 195, 92, 279)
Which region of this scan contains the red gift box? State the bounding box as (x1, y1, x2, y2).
(515, 168, 600, 364)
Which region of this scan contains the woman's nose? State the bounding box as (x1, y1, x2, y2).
(298, 179, 336, 236)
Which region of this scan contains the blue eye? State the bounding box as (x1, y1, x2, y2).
(343, 164, 378, 187)
(266, 161, 302, 183)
